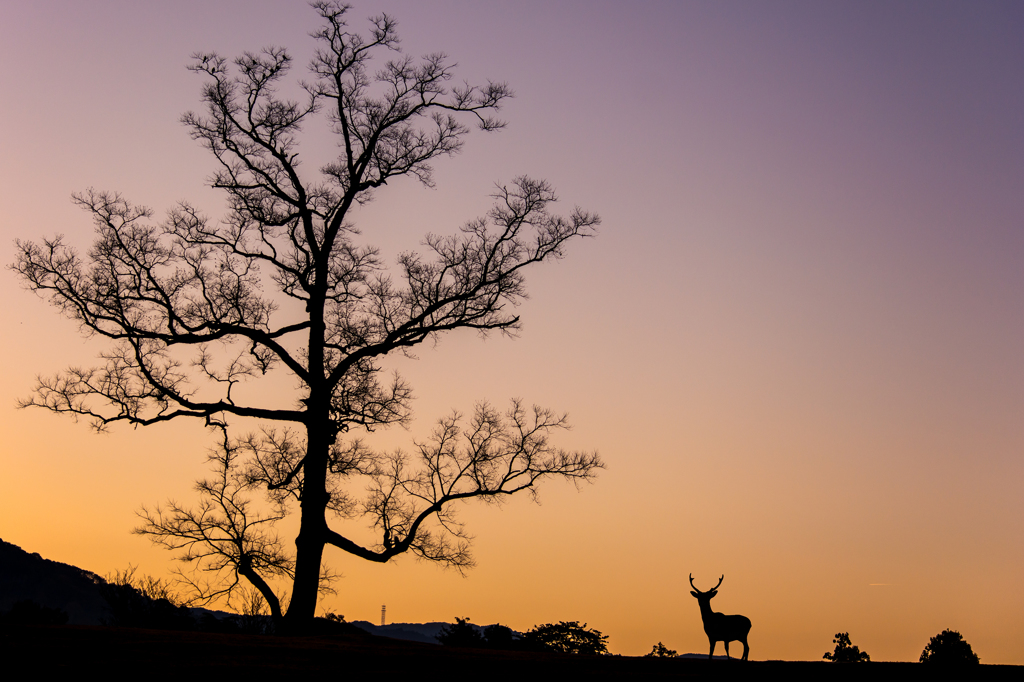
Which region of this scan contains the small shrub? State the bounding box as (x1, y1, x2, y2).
(823, 632, 870, 663)
(645, 641, 678, 658)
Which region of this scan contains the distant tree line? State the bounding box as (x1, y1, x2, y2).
(436, 618, 609, 655)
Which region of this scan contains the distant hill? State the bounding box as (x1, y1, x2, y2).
(351, 620, 449, 644)
(0, 538, 110, 624)
(0, 539, 262, 630)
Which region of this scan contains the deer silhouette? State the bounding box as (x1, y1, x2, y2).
(689, 574, 751, 661)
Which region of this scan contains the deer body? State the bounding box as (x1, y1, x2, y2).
(690, 574, 751, 661)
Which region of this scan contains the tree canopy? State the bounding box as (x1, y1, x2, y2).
(13, 1, 601, 630)
(524, 621, 609, 656)
(919, 629, 980, 665)
(435, 617, 485, 648)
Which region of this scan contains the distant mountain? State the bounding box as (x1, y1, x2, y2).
(0, 538, 110, 624)
(351, 620, 450, 644)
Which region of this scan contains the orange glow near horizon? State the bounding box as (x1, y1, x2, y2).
(2, 0, 1022, 664)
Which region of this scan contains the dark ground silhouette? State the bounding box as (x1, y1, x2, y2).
(2, 624, 1021, 680)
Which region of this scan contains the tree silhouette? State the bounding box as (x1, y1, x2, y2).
(482, 624, 520, 650)
(12, 1, 601, 630)
(436, 617, 485, 648)
(919, 629, 980, 665)
(524, 621, 609, 655)
(823, 632, 870, 663)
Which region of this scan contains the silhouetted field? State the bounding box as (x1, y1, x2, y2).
(3, 625, 1020, 680)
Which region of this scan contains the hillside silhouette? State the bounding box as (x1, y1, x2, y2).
(0, 539, 251, 631)
(0, 539, 108, 624)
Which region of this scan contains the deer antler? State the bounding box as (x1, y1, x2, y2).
(689, 573, 725, 593)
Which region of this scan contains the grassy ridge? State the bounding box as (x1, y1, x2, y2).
(3, 625, 1020, 680)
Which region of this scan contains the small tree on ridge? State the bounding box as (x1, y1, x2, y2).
(645, 641, 678, 658)
(823, 632, 870, 663)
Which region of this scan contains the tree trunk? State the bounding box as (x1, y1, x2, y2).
(284, 430, 329, 631)
(238, 556, 284, 622)
(285, 290, 330, 631)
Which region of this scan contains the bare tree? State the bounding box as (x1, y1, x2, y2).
(135, 425, 297, 622)
(12, 1, 601, 629)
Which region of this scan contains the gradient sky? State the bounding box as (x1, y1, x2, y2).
(2, 0, 1022, 663)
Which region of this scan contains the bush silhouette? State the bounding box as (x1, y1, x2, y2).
(482, 624, 519, 650)
(644, 641, 678, 658)
(823, 632, 870, 662)
(436, 619, 532, 650)
(919, 629, 980, 665)
(523, 621, 609, 655)
(436, 617, 485, 648)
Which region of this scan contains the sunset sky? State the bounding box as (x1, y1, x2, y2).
(2, 0, 1022, 663)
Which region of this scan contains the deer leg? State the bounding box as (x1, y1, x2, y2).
(708, 639, 716, 660)
(724, 641, 731, 659)
(741, 639, 749, 661)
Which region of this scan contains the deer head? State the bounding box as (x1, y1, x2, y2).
(690, 573, 724, 601)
